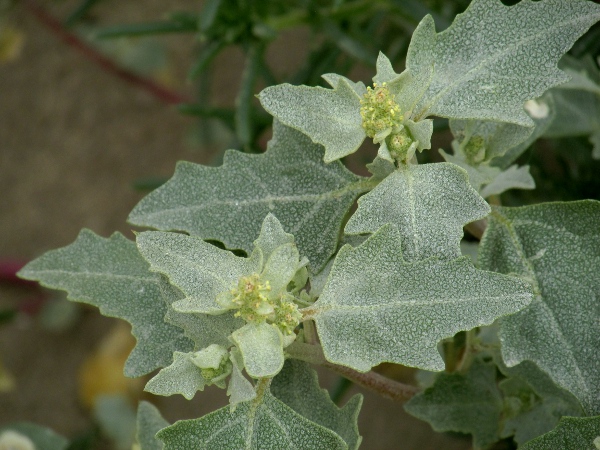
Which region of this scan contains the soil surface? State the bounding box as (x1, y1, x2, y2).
(0, 2, 470, 449)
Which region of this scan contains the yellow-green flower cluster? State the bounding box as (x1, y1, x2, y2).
(387, 128, 415, 162)
(360, 82, 403, 139)
(228, 274, 301, 335)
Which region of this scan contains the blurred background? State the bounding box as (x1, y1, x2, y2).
(0, 0, 599, 448)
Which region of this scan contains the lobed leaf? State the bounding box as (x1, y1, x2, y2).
(271, 360, 363, 450)
(479, 201, 600, 415)
(128, 122, 370, 272)
(145, 352, 207, 400)
(136, 231, 261, 315)
(308, 225, 532, 372)
(257, 80, 365, 163)
(404, 359, 503, 450)
(345, 163, 490, 262)
(412, 0, 600, 125)
(521, 416, 600, 450)
(157, 383, 348, 450)
(17, 230, 192, 377)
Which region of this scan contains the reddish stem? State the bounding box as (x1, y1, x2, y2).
(23, 0, 191, 105)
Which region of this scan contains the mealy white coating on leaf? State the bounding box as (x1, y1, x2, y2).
(405, 119, 433, 152)
(135, 401, 169, 450)
(271, 360, 363, 450)
(479, 165, 535, 198)
(479, 201, 600, 415)
(128, 122, 368, 272)
(227, 348, 257, 410)
(253, 214, 295, 264)
(145, 352, 206, 400)
(396, 15, 436, 115)
(136, 231, 261, 315)
(520, 416, 600, 450)
(164, 309, 243, 351)
(231, 323, 284, 378)
(404, 359, 503, 449)
(156, 388, 348, 450)
(412, 0, 600, 125)
(310, 225, 532, 372)
(258, 80, 365, 162)
(321, 73, 367, 97)
(259, 243, 300, 299)
(345, 163, 490, 262)
(373, 52, 403, 88)
(439, 149, 500, 193)
(17, 230, 192, 377)
(496, 358, 583, 445)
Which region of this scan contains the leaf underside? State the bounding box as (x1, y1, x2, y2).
(520, 416, 600, 450)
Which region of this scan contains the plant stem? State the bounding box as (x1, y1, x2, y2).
(456, 329, 476, 373)
(23, 0, 191, 105)
(287, 342, 420, 402)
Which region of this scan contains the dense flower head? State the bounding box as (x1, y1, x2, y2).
(360, 82, 403, 139)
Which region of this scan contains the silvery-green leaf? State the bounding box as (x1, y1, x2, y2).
(321, 73, 367, 97)
(157, 386, 347, 450)
(308, 225, 532, 372)
(231, 323, 284, 378)
(253, 213, 294, 264)
(260, 243, 300, 298)
(227, 348, 256, 409)
(449, 118, 534, 163)
(0, 423, 69, 450)
(543, 90, 600, 139)
(479, 201, 600, 415)
(497, 359, 583, 446)
(366, 155, 396, 181)
(145, 352, 206, 400)
(345, 163, 490, 262)
(479, 164, 535, 198)
(405, 119, 433, 152)
(492, 95, 555, 169)
(521, 416, 600, 450)
(438, 149, 499, 193)
(412, 0, 600, 125)
(17, 230, 192, 377)
(136, 231, 261, 315)
(136, 401, 169, 450)
(404, 359, 503, 450)
(164, 309, 242, 351)
(128, 122, 370, 272)
(271, 360, 362, 450)
(258, 80, 365, 162)
(373, 52, 403, 87)
(396, 15, 436, 115)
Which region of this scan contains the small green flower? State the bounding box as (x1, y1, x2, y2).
(360, 82, 404, 141)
